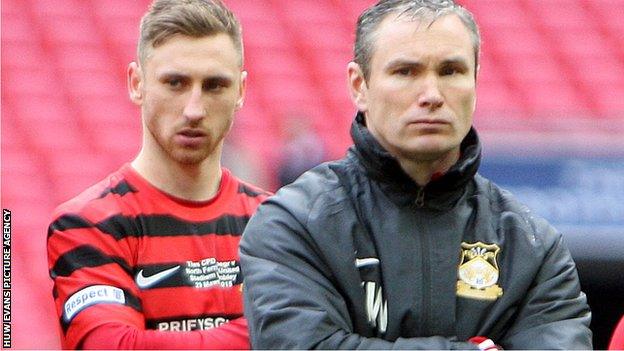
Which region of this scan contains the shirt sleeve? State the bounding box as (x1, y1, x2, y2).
(48, 211, 147, 349)
(239, 200, 476, 350)
(80, 317, 249, 350)
(48, 211, 250, 349)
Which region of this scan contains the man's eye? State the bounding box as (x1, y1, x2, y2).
(440, 67, 462, 76)
(204, 79, 228, 91)
(167, 79, 182, 88)
(395, 68, 412, 76)
(205, 81, 222, 90)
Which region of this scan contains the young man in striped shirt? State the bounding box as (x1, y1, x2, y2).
(47, 0, 269, 348)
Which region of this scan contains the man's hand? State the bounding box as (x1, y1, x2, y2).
(469, 336, 500, 350)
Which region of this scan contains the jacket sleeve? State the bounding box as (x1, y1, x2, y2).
(239, 198, 476, 350)
(499, 231, 593, 349)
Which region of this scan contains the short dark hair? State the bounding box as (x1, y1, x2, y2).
(138, 0, 243, 66)
(354, 0, 480, 80)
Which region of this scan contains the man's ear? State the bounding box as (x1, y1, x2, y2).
(235, 70, 247, 111)
(128, 62, 143, 105)
(347, 62, 368, 112)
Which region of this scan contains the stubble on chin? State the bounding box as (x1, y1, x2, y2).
(168, 141, 215, 165)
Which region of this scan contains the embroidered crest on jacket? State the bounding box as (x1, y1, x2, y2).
(456, 241, 504, 300)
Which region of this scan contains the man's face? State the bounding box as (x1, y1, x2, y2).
(350, 14, 476, 162)
(129, 33, 245, 165)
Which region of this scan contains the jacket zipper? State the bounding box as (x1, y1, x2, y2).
(415, 187, 425, 208)
(415, 187, 430, 335)
(421, 221, 431, 336)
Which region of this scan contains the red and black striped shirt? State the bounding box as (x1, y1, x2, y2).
(47, 164, 270, 349)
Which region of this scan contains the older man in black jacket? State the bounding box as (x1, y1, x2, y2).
(240, 0, 592, 349)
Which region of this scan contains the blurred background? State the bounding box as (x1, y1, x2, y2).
(1, 0, 623, 348)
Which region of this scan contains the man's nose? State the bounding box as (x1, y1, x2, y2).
(183, 88, 206, 121)
(417, 75, 444, 110)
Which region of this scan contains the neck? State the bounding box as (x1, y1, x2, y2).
(396, 148, 460, 187)
(131, 144, 223, 202)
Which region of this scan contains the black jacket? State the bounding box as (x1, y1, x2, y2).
(240, 114, 592, 349)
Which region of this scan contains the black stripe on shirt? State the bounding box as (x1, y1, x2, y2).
(50, 244, 133, 279)
(60, 287, 142, 334)
(98, 180, 137, 199)
(96, 214, 250, 240)
(48, 213, 137, 241)
(49, 213, 251, 240)
(237, 183, 269, 197)
(48, 214, 93, 239)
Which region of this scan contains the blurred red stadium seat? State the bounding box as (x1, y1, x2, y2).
(1, 16, 37, 44)
(55, 45, 114, 73)
(591, 85, 624, 117)
(280, 0, 343, 24)
(246, 48, 306, 79)
(526, 0, 589, 30)
(590, 0, 624, 32)
(37, 16, 102, 46)
(524, 82, 589, 115)
(333, 0, 376, 27)
(487, 26, 548, 57)
(2, 67, 64, 98)
(2, 42, 49, 70)
(464, 0, 530, 28)
(244, 20, 293, 52)
(90, 0, 149, 19)
(554, 28, 612, 58)
(28, 0, 89, 17)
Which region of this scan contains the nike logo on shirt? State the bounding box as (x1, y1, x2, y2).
(135, 266, 180, 289)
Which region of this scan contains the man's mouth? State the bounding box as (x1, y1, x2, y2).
(175, 129, 208, 147)
(407, 117, 450, 125)
(178, 129, 207, 138)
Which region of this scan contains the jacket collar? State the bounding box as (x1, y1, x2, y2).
(349, 112, 481, 208)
